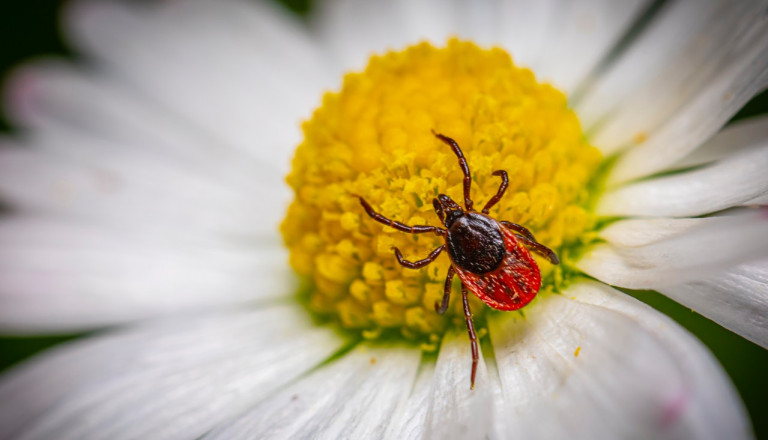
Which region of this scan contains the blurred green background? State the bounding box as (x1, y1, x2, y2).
(0, 0, 766, 438)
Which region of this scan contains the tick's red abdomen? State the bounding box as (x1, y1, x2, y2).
(453, 225, 542, 311)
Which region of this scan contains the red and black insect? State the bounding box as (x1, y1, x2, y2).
(357, 130, 559, 389)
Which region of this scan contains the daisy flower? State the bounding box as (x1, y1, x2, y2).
(1, 0, 767, 439)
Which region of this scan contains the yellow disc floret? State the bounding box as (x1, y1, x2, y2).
(281, 39, 601, 345)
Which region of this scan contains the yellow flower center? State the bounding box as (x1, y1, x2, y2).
(281, 40, 602, 348)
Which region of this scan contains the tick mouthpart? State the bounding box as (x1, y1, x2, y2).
(437, 194, 462, 212)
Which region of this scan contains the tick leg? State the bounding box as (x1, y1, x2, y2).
(432, 130, 474, 211)
(432, 198, 445, 225)
(514, 233, 560, 265)
(435, 266, 455, 314)
(462, 283, 479, 390)
(393, 245, 444, 269)
(358, 196, 445, 236)
(500, 220, 537, 242)
(482, 170, 509, 214)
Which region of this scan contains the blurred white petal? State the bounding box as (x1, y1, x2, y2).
(0, 144, 285, 239)
(672, 114, 768, 169)
(579, 0, 768, 162)
(205, 346, 420, 439)
(597, 217, 705, 248)
(4, 61, 276, 192)
(0, 305, 343, 440)
(313, 0, 646, 93)
(0, 218, 293, 333)
(515, 0, 647, 93)
(658, 260, 768, 349)
(747, 193, 768, 205)
(312, 0, 481, 74)
(578, 211, 768, 289)
(608, 51, 768, 185)
(491, 281, 750, 440)
(597, 144, 768, 218)
(65, 0, 333, 174)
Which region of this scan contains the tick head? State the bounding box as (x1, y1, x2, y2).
(436, 194, 464, 227)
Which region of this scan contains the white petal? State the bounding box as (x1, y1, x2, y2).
(0, 305, 344, 440)
(578, 211, 768, 289)
(424, 329, 493, 440)
(383, 362, 435, 440)
(493, 1, 556, 71)
(205, 345, 420, 439)
(578, 0, 727, 128)
(597, 217, 705, 248)
(658, 259, 768, 349)
(0, 144, 286, 239)
(747, 193, 768, 205)
(64, 0, 332, 173)
(597, 144, 768, 218)
(314, 0, 646, 94)
(610, 46, 768, 185)
(513, 0, 647, 93)
(4, 61, 278, 192)
(578, 0, 768, 164)
(312, 0, 454, 75)
(607, 39, 768, 181)
(0, 218, 294, 333)
(313, 0, 513, 80)
(672, 114, 768, 169)
(490, 282, 750, 440)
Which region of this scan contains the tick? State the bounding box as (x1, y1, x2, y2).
(357, 130, 559, 389)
